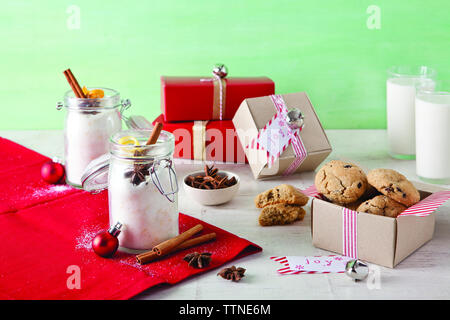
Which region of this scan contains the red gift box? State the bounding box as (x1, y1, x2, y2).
(153, 114, 247, 163)
(161, 76, 275, 122)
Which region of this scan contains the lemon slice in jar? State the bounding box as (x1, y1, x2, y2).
(118, 136, 142, 156)
(118, 136, 140, 146)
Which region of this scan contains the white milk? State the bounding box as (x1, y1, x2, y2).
(386, 77, 417, 157)
(386, 77, 435, 158)
(415, 93, 450, 183)
(65, 110, 121, 186)
(108, 159, 178, 250)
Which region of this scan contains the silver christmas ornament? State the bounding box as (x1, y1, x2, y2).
(286, 108, 304, 130)
(213, 64, 228, 78)
(345, 259, 369, 281)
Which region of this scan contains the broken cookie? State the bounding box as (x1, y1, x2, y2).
(258, 204, 306, 226)
(255, 184, 309, 208)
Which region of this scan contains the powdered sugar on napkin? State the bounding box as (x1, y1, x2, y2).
(75, 225, 102, 250)
(31, 184, 74, 199)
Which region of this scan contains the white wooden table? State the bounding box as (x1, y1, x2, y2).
(1, 130, 449, 300)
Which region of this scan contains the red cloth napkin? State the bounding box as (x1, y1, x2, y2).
(0, 137, 262, 299)
(0, 137, 49, 173)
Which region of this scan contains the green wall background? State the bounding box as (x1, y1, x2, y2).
(1, 0, 449, 130)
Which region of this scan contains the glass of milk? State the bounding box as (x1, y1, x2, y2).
(57, 88, 131, 187)
(386, 66, 436, 159)
(415, 82, 450, 184)
(82, 129, 179, 251)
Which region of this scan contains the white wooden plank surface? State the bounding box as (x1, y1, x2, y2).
(1, 129, 449, 300)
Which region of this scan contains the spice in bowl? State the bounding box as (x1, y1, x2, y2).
(183, 165, 240, 205)
(184, 165, 237, 190)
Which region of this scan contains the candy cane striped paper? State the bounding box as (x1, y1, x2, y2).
(300, 185, 320, 198)
(246, 94, 307, 174)
(398, 190, 450, 217)
(270, 255, 352, 275)
(342, 207, 358, 259)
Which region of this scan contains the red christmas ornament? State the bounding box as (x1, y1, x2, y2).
(41, 159, 65, 184)
(92, 222, 122, 258)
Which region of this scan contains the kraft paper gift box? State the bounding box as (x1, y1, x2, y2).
(161, 76, 275, 122)
(232, 92, 332, 179)
(311, 182, 450, 268)
(153, 114, 247, 163)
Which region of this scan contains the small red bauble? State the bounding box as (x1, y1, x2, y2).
(41, 160, 65, 184)
(92, 222, 122, 258)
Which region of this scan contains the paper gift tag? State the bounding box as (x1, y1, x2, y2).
(271, 255, 353, 274)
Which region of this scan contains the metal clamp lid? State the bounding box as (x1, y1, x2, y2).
(150, 159, 179, 203)
(81, 153, 111, 193)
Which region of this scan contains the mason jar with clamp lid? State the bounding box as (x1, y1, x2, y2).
(57, 88, 132, 188)
(81, 128, 179, 251)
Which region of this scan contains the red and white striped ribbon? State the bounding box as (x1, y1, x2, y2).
(398, 190, 450, 217)
(300, 185, 320, 198)
(342, 207, 358, 259)
(247, 95, 307, 175)
(283, 132, 307, 176)
(270, 95, 307, 176)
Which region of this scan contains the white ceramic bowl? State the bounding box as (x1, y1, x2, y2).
(182, 170, 240, 205)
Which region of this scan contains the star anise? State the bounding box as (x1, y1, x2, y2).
(217, 265, 246, 282)
(124, 163, 151, 186)
(184, 165, 238, 190)
(183, 252, 212, 269)
(205, 164, 218, 178)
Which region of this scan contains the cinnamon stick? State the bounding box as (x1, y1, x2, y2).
(63, 70, 81, 98)
(68, 69, 86, 98)
(63, 68, 86, 98)
(146, 122, 163, 145)
(136, 232, 216, 265)
(153, 224, 203, 256)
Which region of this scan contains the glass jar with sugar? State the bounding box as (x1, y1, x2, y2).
(57, 88, 131, 187)
(81, 129, 179, 251)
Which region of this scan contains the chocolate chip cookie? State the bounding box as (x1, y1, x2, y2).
(314, 160, 368, 204)
(356, 195, 407, 218)
(367, 169, 420, 207)
(258, 204, 306, 226)
(255, 184, 309, 208)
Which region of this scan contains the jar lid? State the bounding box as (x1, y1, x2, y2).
(81, 153, 110, 192)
